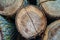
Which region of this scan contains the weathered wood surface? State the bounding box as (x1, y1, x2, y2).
(37, 0, 60, 18)
(16, 5, 47, 39)
(43, 20, 60, 40)
(0, 0, 28, 16)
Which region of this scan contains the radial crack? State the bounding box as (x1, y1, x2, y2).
(25, 9, 38, 33)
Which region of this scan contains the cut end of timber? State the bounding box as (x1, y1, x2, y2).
(0, 0, 23, 16)
(16, 5, 47, 39)
(37, 0, 60, 18)
(43, 20, 60, 40)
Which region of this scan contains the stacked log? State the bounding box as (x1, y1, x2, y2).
(43, 20, 60, 40)
(0, 0, 28, 16)
(37, 0, 60, 18)
(0, 15, 17, 40)
(0, 0, 60, 40)
(16, 5, 47, 39)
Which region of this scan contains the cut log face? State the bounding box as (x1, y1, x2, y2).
(16, 5, 47, 39)
(43, 20, 60, 40)
(0, 0, 23, 16)
(37, 0, 60, 17)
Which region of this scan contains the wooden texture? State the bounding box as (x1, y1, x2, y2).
(16, 5, 47, 39)
(43, 20, 60, 40)
(37, 0, 60, 18)
(0, 0, 23, 16)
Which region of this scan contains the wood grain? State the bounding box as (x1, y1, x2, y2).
(37, 0, 60, 18)
(16, 5, 47, 39)
(43, 20, 60, 40)
(0, 0, 23, 16)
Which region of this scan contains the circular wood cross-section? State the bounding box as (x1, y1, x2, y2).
(43, 20, 60, 40)
(37, 0, 60, 17)
(16, 5, 47, 39)
(0, 0, 23, 16)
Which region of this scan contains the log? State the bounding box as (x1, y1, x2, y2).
(0, 0, 28, 16)
(16, 5, 47, 39)
(43, 20, 60, 40)
(37, 0, 60, 18)
(0, 15, 17, 40)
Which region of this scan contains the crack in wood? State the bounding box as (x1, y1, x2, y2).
(24, 9, 38, 34)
